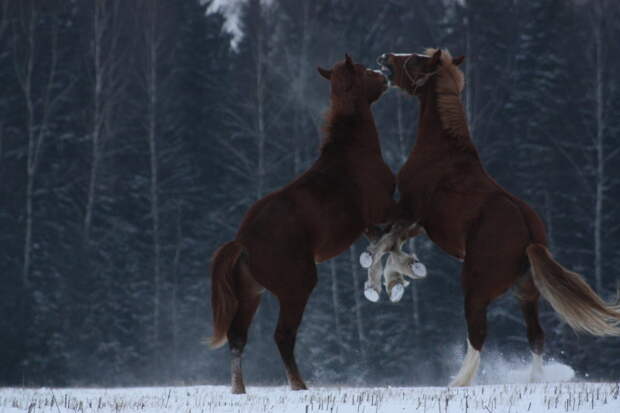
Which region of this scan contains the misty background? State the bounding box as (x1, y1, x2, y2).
(1, 0, 620, 387)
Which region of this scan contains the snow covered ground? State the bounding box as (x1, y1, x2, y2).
(1, 382, 619, 413)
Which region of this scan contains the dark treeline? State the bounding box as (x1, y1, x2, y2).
(1, 0, 619, 387)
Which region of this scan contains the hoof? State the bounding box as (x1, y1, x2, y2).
(360, 251, 373, 268)
(290, 381, 308, 391)
(411, 262, 427, 278)
(389, 283, 405, 302)
(231, 385, 246, 394)
(364, 287, 380, 302)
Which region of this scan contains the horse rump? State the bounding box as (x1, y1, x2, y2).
(526, 243, 620, 336)
(208, 241, 246, 349)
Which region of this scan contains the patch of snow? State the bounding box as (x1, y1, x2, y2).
(1, 382, 618, 413)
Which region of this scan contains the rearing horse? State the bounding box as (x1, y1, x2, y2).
(369, 48, 620, 386)
(209, 55, 394, 393)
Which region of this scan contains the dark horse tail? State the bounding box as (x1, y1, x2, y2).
(526, 243, 620, 336)
(209, 241, 245, 349)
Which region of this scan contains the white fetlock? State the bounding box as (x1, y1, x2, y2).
(363, 281, 380, 302)
(529, 353, 544, 382)
(389, 283, 405, 302)
(411, 262, 427, 278)
(449, 340, 481, 387)
(360, 251, 373, 268)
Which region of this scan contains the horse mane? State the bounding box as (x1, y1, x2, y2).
(424, 48, 470, 140)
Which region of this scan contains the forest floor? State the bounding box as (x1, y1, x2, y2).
(1, 381, 619, 413)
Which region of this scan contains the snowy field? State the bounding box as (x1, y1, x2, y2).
(2, 382, 619, 413)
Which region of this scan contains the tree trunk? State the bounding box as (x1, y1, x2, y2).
(330, 259, 344, 365)
(593, 2, 604, 293)
(349, 246, 367, 361)
(170, 204, 183, 379)
(256, 17, 266, 200)
(84, 0, 105, 243)
(146, 0, 162, 350)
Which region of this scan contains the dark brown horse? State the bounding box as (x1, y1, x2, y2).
(368, 48, 620, 386)
(209, 55, 394, 393)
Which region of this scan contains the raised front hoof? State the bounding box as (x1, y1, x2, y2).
(389, 283, 405, 302)
(364, 286, 380, 302)
(359, 251, 373, 268)
(231, 384, 246, 394)
(411, 262, 427, 278)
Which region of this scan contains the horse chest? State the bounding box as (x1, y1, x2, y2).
(358, 162, 395, 223)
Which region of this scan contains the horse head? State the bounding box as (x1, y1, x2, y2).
(317, 54, 388, 104)
(377, 50, 465, 95)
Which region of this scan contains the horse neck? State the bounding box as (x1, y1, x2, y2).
(414, 85, 444, 149)
(323, 100, 381, 153)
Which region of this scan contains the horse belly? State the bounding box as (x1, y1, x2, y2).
(313, 212, 363, 262)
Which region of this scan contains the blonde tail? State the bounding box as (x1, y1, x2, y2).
(527, 243, 620, 336)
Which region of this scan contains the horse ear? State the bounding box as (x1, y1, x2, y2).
(345, 53, 355, 71)
(452, 55, 465, 66)
(317, 66, 332, 80)
(430, 49, 442, 67)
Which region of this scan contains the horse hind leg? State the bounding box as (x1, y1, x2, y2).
(517, 272, 545, 382)
(274, 267, 317, 390)
(227, 262, 263, 394)
(450, 287, 488, 387)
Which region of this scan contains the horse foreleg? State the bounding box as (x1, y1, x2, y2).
(383, 264, 407, 302)
(364, 257, 384, 302)
(383, 224, 427, 294)
(360, 225, 400, 302)
(359, 223, 402, 269)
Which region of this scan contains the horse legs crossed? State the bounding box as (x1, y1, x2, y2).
(275, 292, 314, 390)
(450, 290, 488, 387)
(361, 223, 425, 302)
(228, 294, 262, 394)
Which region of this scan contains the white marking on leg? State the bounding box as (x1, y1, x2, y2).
(231, 353, 246, 394)
(529, 352, 544, 382)
(364, 280, 380, 302)
(364, 257, 383, 303)
(389, 282, 405, 302)
(411, 262, 427, 278)
(449, 339, 481, 387)
(359, 251, 373, 268)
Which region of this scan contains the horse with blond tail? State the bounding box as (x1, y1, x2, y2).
(364, 48, 620, 386)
